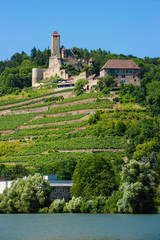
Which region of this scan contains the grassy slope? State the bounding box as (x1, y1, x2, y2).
(0, 86, 144, 177)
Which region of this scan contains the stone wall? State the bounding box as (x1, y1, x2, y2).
(50, 186, 71, 200)
(32, 68, 47, 87)
(74, 71, 90, 81)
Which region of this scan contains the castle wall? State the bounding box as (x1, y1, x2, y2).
(44, 56, 69, 80)
(74, 71, 90, 81)
(32, 68, 47, 87)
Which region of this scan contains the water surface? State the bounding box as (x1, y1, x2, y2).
(0, 214, 160, 240)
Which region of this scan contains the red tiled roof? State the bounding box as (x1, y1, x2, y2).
(52, 31, 60, 36)
(58, 82, 75, 86)
(62, 47, 66, 51)
(0, 176, 7, 181)
(64, 76, 75, 81)
(89, 57, 94, 62)
(101, 59, 140, 70)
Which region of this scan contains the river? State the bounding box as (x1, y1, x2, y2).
(0, 214, 160, 240)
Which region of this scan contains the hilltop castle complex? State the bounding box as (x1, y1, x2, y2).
(32, 31, 141, 88)
(32, 31, 88, 87)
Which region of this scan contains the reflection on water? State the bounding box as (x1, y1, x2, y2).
(0, 214, 160, 240)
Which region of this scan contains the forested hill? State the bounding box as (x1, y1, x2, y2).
(0, 46, 160, 96)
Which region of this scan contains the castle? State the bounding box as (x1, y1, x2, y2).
(32, 31, 87, 87)
(32, 31, 141, 89)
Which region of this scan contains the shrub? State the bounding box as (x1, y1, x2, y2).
(49, 199, 66, 213)
(80, 196, 107, 213)
(113, 97, 119, 102)
(104, 191, 120, 213)
(38, 207, 49, 213)
(64, 197, 83, 213)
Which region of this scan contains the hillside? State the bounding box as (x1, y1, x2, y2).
(0, 84, 128, 179)
(0, 47, 160, 213)
(0, 81, 154, 180)
(0, 76, 160, 214)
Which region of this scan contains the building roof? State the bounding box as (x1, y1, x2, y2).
(101, 59, 140, 70)
(61, 47, 66, 51)
(52, 31, 60, 36)
(58, 82, 75, 86)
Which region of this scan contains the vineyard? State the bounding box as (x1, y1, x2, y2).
(0, 87, 138, 179)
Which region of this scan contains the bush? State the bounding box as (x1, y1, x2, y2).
(80, 196, 107, 213)
(64, 197, 83, 213)
(104, 191, 120, 213)
(49, 199, 66, 213)
(113, 97, 119, 102)
(38, 207, 49, 213)
(101, 87, 110, 95)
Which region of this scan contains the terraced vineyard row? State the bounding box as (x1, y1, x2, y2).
(14, 136, 127, 156)
(0, 113, 38, 130)
(25, 113, 88, 126)
(1, 151, 125, 167)
(0, 89, 128, 178)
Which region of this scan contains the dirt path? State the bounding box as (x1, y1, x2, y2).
(2, 162, 27, 165)
(58, 149, 125, 153)
(19, 118, 86, 129)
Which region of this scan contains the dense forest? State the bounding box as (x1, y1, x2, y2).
(0, 46, 160, 214)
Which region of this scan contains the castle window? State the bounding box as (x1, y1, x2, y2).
(134, 79, 136, 82)
(133, 76, 135, 78)
(116, 75, 118, 78)
(122, 75, 125, 78)
(113, 69, 119, 74)
(122, 80, 125, 83)
(126, 70, 132, 74)
(121, 70, 125, 73)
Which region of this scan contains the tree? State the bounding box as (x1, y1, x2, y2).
(146, 81, 160, 116)
(30, 46, 37, 60)
(117, 159, 158, 213)
(71, 155, 116, 200)
(81, 64, 95, 74)
(0, 164, 28, 180)
(73, 79, 89, 96)
(97, 75, 117, 91)
(0, 173, 51, 213)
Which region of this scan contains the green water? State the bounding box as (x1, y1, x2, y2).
(0, 214, 160, 240)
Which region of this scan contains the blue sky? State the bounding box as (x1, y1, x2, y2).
(0, 0, 160, 61)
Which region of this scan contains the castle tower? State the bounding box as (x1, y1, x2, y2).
(88, 57, 94, 67)
(51, 31, 60, 58)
